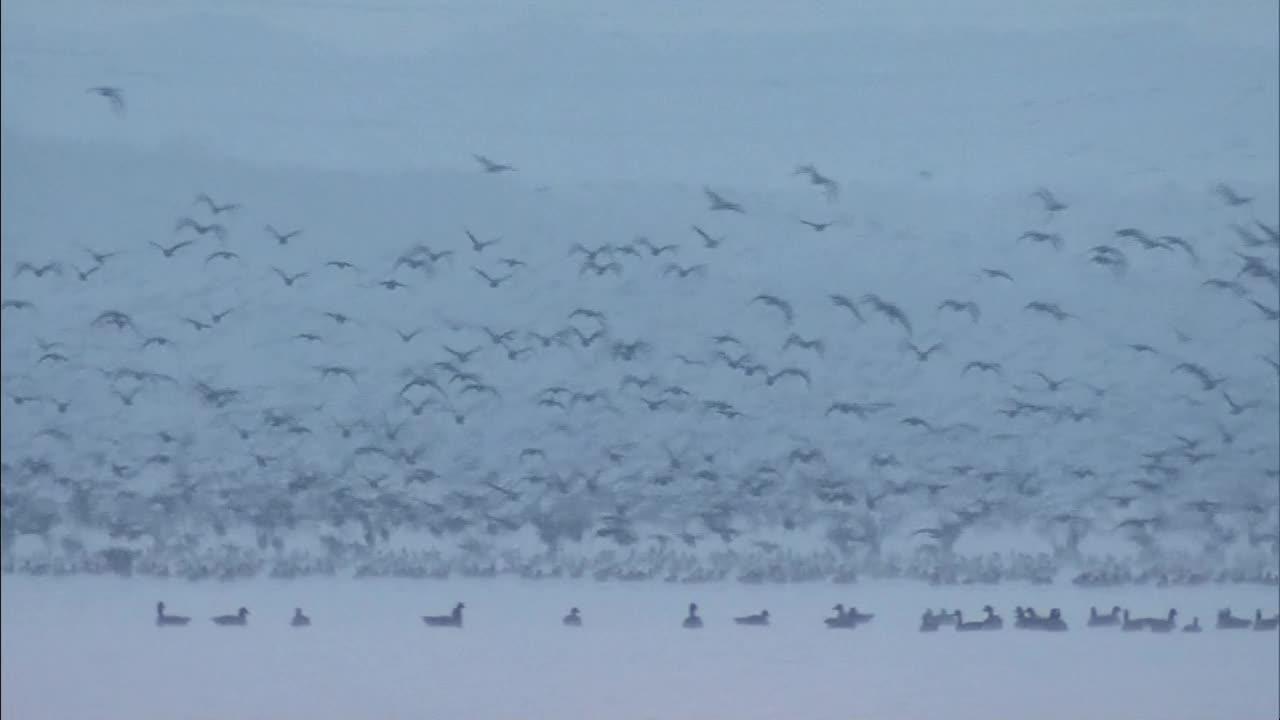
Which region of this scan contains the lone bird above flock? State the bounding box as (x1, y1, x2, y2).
(87, 86, 125, 114)
(473, 154, 516, 173)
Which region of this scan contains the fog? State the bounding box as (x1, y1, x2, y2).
(2, 0, 1278, 718)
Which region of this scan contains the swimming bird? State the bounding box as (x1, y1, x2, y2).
(155, 602, 190, 627)
(212, 607, 249, 626)
(1254, 610, 1279, 631)
(1087, 606, 1121, 627)
(563, 608, 582, 627)
(423, 602, 464, 628)
(683, 603, 704, 629)
(825, 604, 853, 628)
(734, 610, 770, 626)
(291, 608, 311, 627)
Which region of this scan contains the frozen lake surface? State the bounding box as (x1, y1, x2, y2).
(3, 577, 1277, 720)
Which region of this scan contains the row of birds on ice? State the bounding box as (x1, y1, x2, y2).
(1, 87, 1277, 582)
(152, 600, 1280, 633)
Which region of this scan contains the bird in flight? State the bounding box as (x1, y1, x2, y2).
(1214, 183, 1250, 206)
(704, 188, 745, 213)
(473, 154, 516, 173)
(87, 86, 125, 114)
(265, 225, 303, 246)
(466, 230, 501, 253)
(194, 194, 241, 215)
(794, 164, 839, 201)
(799, 219, 837, 232)
(1032, 187, 1067, 214)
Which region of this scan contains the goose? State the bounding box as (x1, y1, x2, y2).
(734, 610, 770, 626)
(1121, 609, 1146, 632)
(955, 611, 988, 632)
(155, 601, 190, 627)
(1182, 617, 1202, 633)
(1087, 606, 1122, 627)
(844, 607, 875, 627)
(212, 607, 249, 626)
(291, 608, 311, 627)
(1040, 609, 1068, 632)
(423, 602, 464, 628)
(1147, 609, 1177, 633)
(981, 605, 1003, 630)
(682, 603, 703, 629)
(825, 604, 852, 628)
(919, 610, 940, 632)
(1216, 608, 1252, 630)
(1254, 610, 1279, 631)
(563, 608, 582, 627)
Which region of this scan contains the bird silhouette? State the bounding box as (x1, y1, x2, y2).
(704, 187, 745, 213)
(473, 154, 516, 173)
(86, 86, 125, 114)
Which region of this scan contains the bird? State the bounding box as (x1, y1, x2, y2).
(86, 86, 125, 113)
(1214, 183, 1251, 206)
(563, 608, 582, 627)
(799, 219, 836, 232)
(682, 603, 704, 629)
(663, 263, 707, 278)
(193, 194, 240, 215)
(794, 164, 839, 201)
(423, 603, 465, 628)
(272, 267, 309, 287)
(704, 188, 744, 213)
(175, 218, 228, 240)
(212, 607, 249, 626)
(473, 154, 516, 173)
(751, 294, 794, 324)
(149, 240, 194, 258)
(691, 225, 724, 248)
(1032, 187, 1068, 213)
(155, 602, 190, 627)
(265, 225, 303, 245)
(466, 230, 501, 253)
(734, 610, 770, 626)
(473, 267, 514, 288)
(937, 299, 980, 322)
(291, 608, 311, 627)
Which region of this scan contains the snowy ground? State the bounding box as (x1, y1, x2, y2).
(2, 578, 1278, 720)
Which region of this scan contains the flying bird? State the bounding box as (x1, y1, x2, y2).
(473, 154, 516, 173)
(87, 86, 125, 114)
(794, 164, 839, 201)
(704, 188, 745, 213)
(1032, 187, 1068, 213)
(194, 194, 240, 215)
(265, 225, 303, 245)
(1214, 183, 1251, 206)
(937, 299, 980, 322)
(751, 294, 794, 324)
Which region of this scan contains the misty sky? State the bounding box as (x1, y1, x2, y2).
(2, 0, 1277, 185)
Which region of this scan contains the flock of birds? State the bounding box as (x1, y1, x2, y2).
(149, 598, 1280, 633)
(1, 90, 1278, 588)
